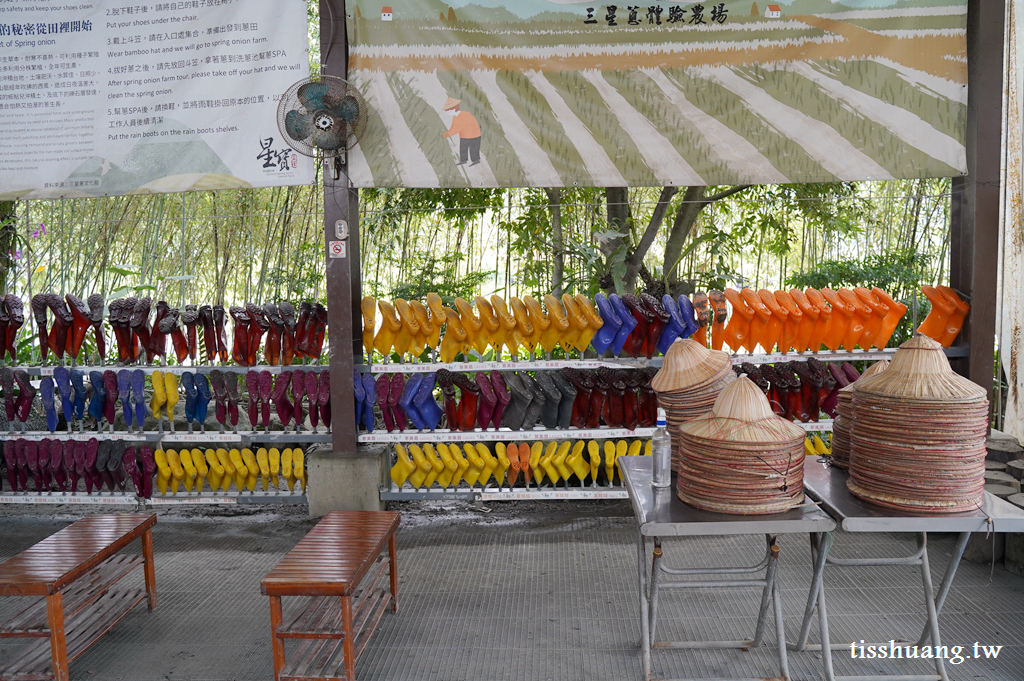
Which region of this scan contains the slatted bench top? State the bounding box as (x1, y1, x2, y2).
(0, 514, 157, 597)
(261, 511, 400, 598)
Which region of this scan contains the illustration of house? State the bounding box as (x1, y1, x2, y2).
(764, 4, 781, 18)
(381, 6, 393, 20)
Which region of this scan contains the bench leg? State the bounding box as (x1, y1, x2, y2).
(142, 528, 158, 611)
(388, 534, 398, 613)
(269, 596, 285, 681)
(342, 595, 355, 681)
(46, 592, 69, 681)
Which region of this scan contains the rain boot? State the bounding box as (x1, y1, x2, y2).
(474, 296, 500, 356)
(591, 293, 621, 356)
(129, 297, 153, 363)
(475, 372, 496, 429)
(279, 301, 298, 366)
(852, 288, 887, 350)
(490, 295, 518, 357)
(436, 369, 459, 430)
(426, 293, 446, 351)
(392, 299, 420, 358)
(182, 304, 199, 363)
(198, 304, 217, 363)
(560, 294, 588, 354)
(936, 286, 970, 347)
(707, 290, 728, 351)
(520, 296, 549, 356)
(229, 306, 250, 366)
(509, 297, 536, 356)
(410, 300, 433, 358)
(245, 303, 269, 367)
(837, 289, 872, 350)
(721, 289, 753, 354)
(657, 295, 686, 354)
(819, 288, 852, 353)
(261, 303, 283, 365)
(213, 305, 229, 363)
(691, 292, 709, 347)
(4, 294, 24, 363)
(869, 288, 908, 349)
(573, 294, 604, 354)
(739, 289, 771, 353)
(31, 294, 50, 363)
(540, 295, 570, 355)
(438, 306, 468, 363)
(774, 290, 803, 354)
(757, 289, 787, 354)
(803, 289, 832, 353)
(489, 371, 510, 430)
(639, 293, 669, 359)
(374, 301, 402, 358)
(550, 370, 577, 430)
(534, 371, 562, 429)
(609, 294, 638, 357)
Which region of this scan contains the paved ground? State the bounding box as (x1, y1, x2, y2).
(1, 501, 1023, 681)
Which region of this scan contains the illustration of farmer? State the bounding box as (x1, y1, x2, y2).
(441, 95, 482, 166)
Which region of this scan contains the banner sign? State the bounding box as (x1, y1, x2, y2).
(0, 0, 313, 200)
(346, 1, 968, 188)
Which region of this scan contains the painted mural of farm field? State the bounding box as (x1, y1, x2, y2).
(345, 1, 968, 187)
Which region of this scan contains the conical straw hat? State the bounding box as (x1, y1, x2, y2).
(680, 376, 806, 443)
(852, 335, 985, 402)
(651, 338, 732, 393)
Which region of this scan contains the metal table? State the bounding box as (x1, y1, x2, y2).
(619, 456, 836, 681)
(793, 460, 1024, 681)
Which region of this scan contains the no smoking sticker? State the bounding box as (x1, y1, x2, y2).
(328, 241, 347, 258)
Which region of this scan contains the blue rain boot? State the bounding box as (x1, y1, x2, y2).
(87, 371, 106, 425)
(414, 372, 444, 431)
(657, 295, 686, 355)
(116, 370, 132, 428)
(609, 294, 638, 357)
(591, 293, 621, 355)
(181, 372, 198, 430)
(70, 369, 87, 420)
(361, 373, 377, 433)
(399, 373, 427, 431)
(53, 367, 74, 426)
(131, 369, 147, 430)
(195, 374, 212, 428)
(41, 376, 59, 432)
(678, 295, 699, 339)
(353, 368, 366, 430)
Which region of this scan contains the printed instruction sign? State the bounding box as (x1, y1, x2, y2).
(0, 0, 314, 199)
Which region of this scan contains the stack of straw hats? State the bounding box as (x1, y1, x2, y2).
(831, 360, 889, 469)
(651, 339, 735, 471)
(677, 376, 806, 515)
(848, 335, 989, 513)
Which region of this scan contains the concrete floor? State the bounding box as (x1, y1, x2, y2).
(1, 501, 1023, 681)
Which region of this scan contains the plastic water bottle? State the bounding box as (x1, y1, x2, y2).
(652, 407, 671, 487)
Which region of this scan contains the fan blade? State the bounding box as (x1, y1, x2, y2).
(332, 95, 361, 124)
(313, 127, 346, 151)
(296, 82, 329, 110)
(285, 110, 313, 141)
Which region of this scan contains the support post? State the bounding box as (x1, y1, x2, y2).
(950, 0, 1005, 405)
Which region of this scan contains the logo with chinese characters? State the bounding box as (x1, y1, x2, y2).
(257, 137, 298, 173)
(584, 3, 728, 26)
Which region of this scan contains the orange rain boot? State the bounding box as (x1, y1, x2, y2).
(490, 296, 517, 357)
(722, 289, 754, 353)
(936, 286, 970, 347)
(804, 289, 832, 353)
(788, 289, 817, 353)
(561, 294, 588, 354)
(691, 292, 709, 347)
(360, 296, 376, 361)
(757, 290, 787, 354)
(837, 289, 872, 350)
(475, 297, 501, 356)
(373, 301, 402, 358)
(410, 300, 433, 357)
(819, 288, 852, 353)
(853, 288, 887, 349)
(541, 295, 570, 355)
(708, 290, 728, 351)
(574, 294, 604, 353)
(916, 285, 955, 341)
(393, 299, 420, 357)
(454, 297, 484, 356)
(523, 296, 551, 356)
(739, 289, 771, 353)
(509, 297, 536, 357)
(869, 288, 908, 349)
(774, 290, 802, 354)
(426, 293, 445, 350)
(439, 307, 468, 363)
(498, 443, 517, 487)
(519, 442, 534, 486)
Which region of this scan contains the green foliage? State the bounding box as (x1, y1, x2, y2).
(388, 253, 494, 305)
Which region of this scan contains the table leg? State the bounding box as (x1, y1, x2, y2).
(342, 595, 356, 681)
(649, 538, 663, 644)
(816, 558, 835, 681)
(771, 556, 791, 681)
(918, 534, 950, 681)
(269, 595, 285, 681)
(751, 536, 778, 648)
(915, 531, 970, 647)
(142, 527, 158, 611)
(791, 531, 832, 652)
(637, 529, 651, 681)
(388, 532, 399, 613)
(46, 592, 69, 681)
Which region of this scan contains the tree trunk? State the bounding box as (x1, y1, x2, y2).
(663, 186, 708, 293)
(545, 188, 564, 296)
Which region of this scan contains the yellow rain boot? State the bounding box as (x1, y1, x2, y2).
(165, 449, 185, 494)
(540, 442, 560, 485)
(644, 441, 652, 456)
(490, 296, 518, 357)
(476, 443, 498, 486)
(574, 295, 604, 354)
(374, 301, 402, 357)
(177, 449, 197, 492)
(540, 295, 570, 355)
(390, 444, 416, 488)
(454, 298, 484, 356)
(425, 293, 445, 350)
(163, 372, 179, 423)
(150, 370, 167, 424)
(408, 300, 432, 357)
(268, 448, 281, 491)
(422, 444, 445, 488)
(434, 443, 458, 488)
(256, 448, 271, 492)
(229, 449, 248, 490)
(529, 442, 544, 485)
(239, 448, 258, 492)
(281, 448, 295, 492)
(509, 297, 536, 356)
(567, 440, 589, 484)
(626, 440, 643, 458)
(462, 443, 485, 487)
(361, 296, 376, 360)
(475, 297, 501, 356)
(445, 443, 470, 487)
(804, 437, 817, 457)
(293, 449, 306, 492)
(495, 443, 511, 488)
(439, 307, 468, 363)
(560, 295, 587, 354)
(603, 441, 618, 485)
(153, 449, 172, 495)
(588, 441, 602, 484)
(393, 298, 420, 357)
(523, 296, 552, 355)
(204, 449, 225, 492)
(812, 434, 831, 457)
(191, 448, 208, 493)
(407, 444, 431, 489)
(554, 441, 573, 482)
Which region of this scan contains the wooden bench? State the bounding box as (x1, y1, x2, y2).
(261, 510, 400, 681)
(0, 513, 158, 681)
